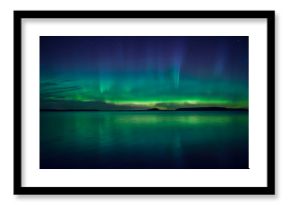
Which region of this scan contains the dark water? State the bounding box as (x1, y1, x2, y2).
(40, 111, 248, 169)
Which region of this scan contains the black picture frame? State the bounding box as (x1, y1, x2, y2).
(14, 10, 275, 195)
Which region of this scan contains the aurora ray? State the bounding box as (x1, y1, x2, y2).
(40, 36, 248, 110)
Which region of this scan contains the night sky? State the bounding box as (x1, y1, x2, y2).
(40, 36, 248, 110)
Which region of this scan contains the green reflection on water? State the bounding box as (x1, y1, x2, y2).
(40, 111, 248, 169)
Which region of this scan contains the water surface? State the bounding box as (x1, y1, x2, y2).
(40, 111, 248, 169)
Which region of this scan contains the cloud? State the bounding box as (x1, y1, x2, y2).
(40, 99, 148, 110)
(41, 86, 81, 95)
(40, 79, 83, 100)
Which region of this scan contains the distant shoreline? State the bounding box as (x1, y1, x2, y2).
(40, 107, 248, 112)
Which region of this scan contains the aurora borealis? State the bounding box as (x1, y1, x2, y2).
(40, 36, 249, 169)
(40, 36, 248, 110)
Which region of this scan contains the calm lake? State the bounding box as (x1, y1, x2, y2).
(40, 111, 248, 169)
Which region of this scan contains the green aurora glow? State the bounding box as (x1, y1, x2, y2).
(40, 36, 248, 110)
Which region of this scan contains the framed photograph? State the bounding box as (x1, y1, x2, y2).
(14, 11, 275, 195)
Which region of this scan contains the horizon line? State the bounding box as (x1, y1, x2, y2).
(40, 107, 249, 112)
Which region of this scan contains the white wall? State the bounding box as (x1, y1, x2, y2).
(0, 0, 288, 204)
